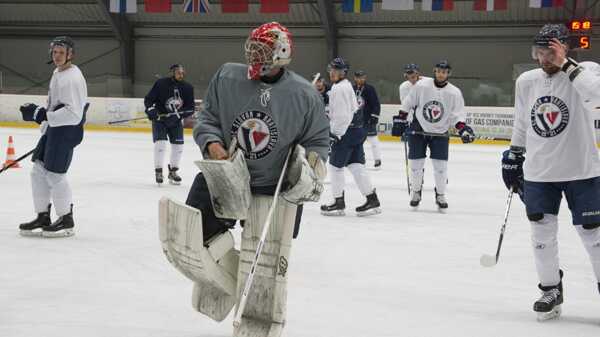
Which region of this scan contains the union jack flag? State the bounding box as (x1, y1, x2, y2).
(183, 0, 210, 13)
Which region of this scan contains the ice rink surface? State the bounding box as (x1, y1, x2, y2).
(1, 127, 599, 337)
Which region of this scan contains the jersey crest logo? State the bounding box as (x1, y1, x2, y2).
(422, 100, 444, 123)
(231, 110, 278, 160)
(165, 88, 183, 114)
(260, 87, 272, 107)
(530, 96, 569, 138)
(355, 89, 365, 109)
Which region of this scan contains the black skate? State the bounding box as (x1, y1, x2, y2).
(409, 190, 421, 209)
(155, 168, 164, 185)
(534, 286, 563, 321)
(435, 188, 448, 212)
(168, 165, 182, 185)
(356, 190, 381, 217)
(321, 194, 345, 216)
(19, 204, 51, 236)
(42, 205, 74, 238)
(373, 159, 382, 170)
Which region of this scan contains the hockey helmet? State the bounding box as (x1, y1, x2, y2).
(244, 22, 293, 80)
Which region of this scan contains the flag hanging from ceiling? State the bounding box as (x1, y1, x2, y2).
(145, 0, 171, 13)
(222, 0, 248, 13)
(422, 0, 453, 11)
(529, 0, 564, 8)
(473, 0, 507, 11)
(342, 0, 374, 13)
(382, 0, 414, 10)
(183, 0, 210, 13)
(260, 0, 288, 13)
(110, 0, 136, 13)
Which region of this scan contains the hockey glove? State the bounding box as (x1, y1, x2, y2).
(282, 145, 326, 204)
(20, 103, 48, 124)
(391, 111, 409, 137)
(145, 106, 159, 121)
(501, 148, 525, 200)
(368, 114, 379, 127)
(456, 122, 475, 144)
(329, 132, 341, 147)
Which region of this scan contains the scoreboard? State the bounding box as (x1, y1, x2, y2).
(568, 20, 592, 50)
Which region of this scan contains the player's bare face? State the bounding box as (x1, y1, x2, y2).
(329, 69, 342, 82)
(534, 48, 561, 75)
(52, 46, 70, 68)
(354, 76, 366, 87)
(434, 69, 449, 83)
(405, 72, 419, 84)
(173, 68, 185, 81)
(315, 81, 325, 91)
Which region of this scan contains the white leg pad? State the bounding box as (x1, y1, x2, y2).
(367, 135, 382, 161)
(409, 158, 425, 192)
(531, 214, 561, 287)
(431, 159, 448, 195)
(234, 195, 297, 337)
(575, 225, 600, 282)
(158, 197, 239, 322)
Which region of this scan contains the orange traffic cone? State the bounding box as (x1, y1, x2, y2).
(3, 136, 21, 169)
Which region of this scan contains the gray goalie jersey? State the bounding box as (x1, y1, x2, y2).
(194, 63, 330, 187)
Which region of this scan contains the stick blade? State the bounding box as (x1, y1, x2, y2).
(480, 254, 498, 267)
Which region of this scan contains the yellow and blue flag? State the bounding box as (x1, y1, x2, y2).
(342, 0, 373, 13)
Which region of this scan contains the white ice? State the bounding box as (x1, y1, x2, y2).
(1, 127, 599, 337)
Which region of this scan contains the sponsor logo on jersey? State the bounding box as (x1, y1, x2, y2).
(231, 110, 278, 160)
(530, 96, 569, 138)
(422, 100, 444, 123)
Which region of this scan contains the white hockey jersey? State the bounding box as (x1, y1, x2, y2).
(400, 77, 466, 134)
(328, 78, 359, 137)
(43, 65, 87, 132)
(399, 76, 431, 103)
(511, 61, 600, 182)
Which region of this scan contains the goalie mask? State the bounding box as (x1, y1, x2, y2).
(244, 22, 293, 80)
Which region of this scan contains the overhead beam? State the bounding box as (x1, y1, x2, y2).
(316, 0, 337, 61)
(96, 0, 134, 81)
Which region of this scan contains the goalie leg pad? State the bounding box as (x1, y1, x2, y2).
(234, 195, 297, 337)
(158, 197, 238, 321)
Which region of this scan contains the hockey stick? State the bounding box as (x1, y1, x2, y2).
(407, 130, 510, 142)
(311, 72, 320, 85)
(0, 148, 35, 174)
(402, 136, 410, 196)
(480, 188, 514, 267)
(233, 146, 294, 329)
(108, 116, 148, 125)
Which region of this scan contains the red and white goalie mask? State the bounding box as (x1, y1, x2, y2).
(244, 22, 293, 80)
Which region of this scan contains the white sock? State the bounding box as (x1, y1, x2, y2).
(367, 136, 382, 161)
(154, 140, 168, 169)
(31, 161, 51, 214)
(329, 164, 345, 199)
(409, 158, 426, 192)
(347, 163, 374, 196)
(531, 214, 561, 287)
(170, 143, 184, 169)
(431, 159, 448, 195)
(576, 225, 600, 282)
(47, 170, 72, 217)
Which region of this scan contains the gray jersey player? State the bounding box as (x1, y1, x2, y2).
(157, 22, 329, 337)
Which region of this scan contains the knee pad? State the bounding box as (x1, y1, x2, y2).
(530, 214, 558, 249)
(527, 213, 544, 222)
(158, 197, 238, 322)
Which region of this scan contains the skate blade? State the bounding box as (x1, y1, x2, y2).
(321, 210, 345, 216)
(409, 205, 419, 211)
(536, 305, 561, 321)
(42, 228, 75, 238)
(19, 229, 43, 237)
(437, 207, 448, 213)
(356, 208, 382, 217)
(168, 180, 181, 186)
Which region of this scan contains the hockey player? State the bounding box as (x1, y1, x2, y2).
(353, 70, 382, 169)
(157, 22, 329, 337)
(18, 36, 88, 237)
(314, 75, 330, 107)
(393, 61, 475, 211)
(398, 63, 429, 104)
(320, 58, 381, 216)
(144, 63, 195, 185)
(501, 23, 600, 321)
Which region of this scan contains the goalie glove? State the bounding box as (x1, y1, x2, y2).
(282, 144, 327, 205)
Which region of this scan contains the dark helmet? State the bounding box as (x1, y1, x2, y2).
(354, 70, 366, 77)
(50, 36, 75, 52)
(404, 63, 419, 73)
(328, 57, 350, 72)
(534, 23, 569, 47)
(169, 63, 184, 72)
(435, 60, 452, 70)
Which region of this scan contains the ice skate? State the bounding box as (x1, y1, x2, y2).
(19, 204, 51, 237)
(356, 190, 381, 216)
(409, 190, 421, 209)
(168, 165, 182, 185)
(534, 285, 563, 321)
(435, 188, 448, 213)
(155, 168, 164, 185)
(321, 194, 345, 216)
(42, 206, 74, 238)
